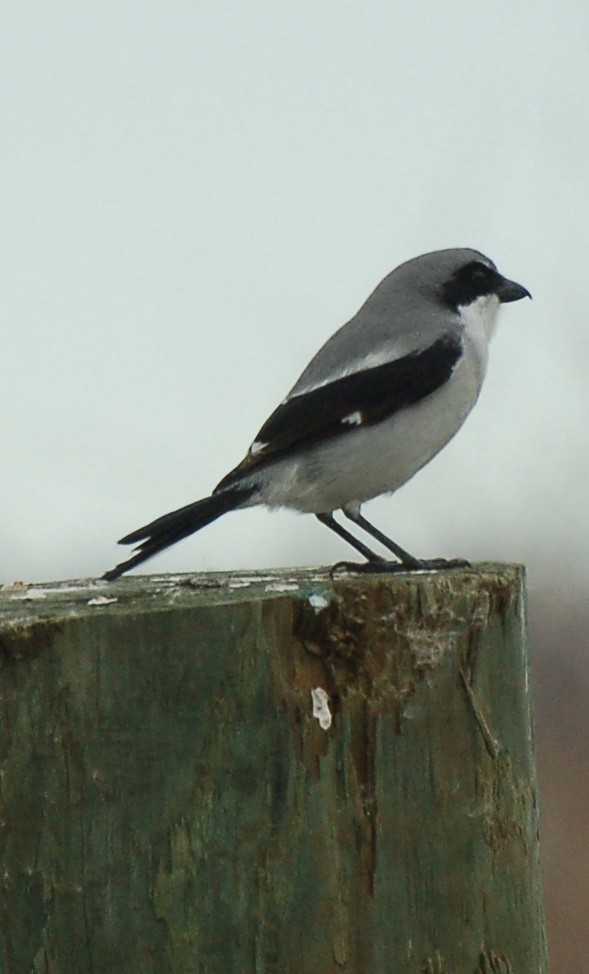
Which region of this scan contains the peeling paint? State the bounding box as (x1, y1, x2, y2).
(0, 564, 547, 973)
(9, 589, 47, 601)
(308, 592, 330, 612)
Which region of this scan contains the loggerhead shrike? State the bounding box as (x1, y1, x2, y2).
(104, 248, 530, 580)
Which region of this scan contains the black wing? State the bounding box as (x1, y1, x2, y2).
(216, 334, 462, 490)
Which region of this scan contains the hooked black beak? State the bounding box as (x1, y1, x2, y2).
(496, 276, 532, 303)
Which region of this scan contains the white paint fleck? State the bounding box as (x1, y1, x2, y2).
(87, 595, 119, 606)
(265, 582, 299, 592)
(404, 626, 454, 668)
(308, 593, 329, 612)
(311, 687, 332, 730)
(231, 574, 277, 583)
(9, 588, 47, 601)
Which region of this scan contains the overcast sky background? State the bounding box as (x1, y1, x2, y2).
(2, 1, 588, 593)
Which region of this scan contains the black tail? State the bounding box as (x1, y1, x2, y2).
(103, 485, 255, 581)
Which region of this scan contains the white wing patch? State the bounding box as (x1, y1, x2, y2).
(288, 329, 433, 399)
(250, 440, 267, 456)
(341, 410, 363, 426)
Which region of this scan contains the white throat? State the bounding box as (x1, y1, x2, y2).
(458, 293, 500, 369)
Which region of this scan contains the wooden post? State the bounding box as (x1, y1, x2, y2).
(0, 565, 548, 973)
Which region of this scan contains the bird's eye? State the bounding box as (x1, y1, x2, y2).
(469, 264, 489, 283)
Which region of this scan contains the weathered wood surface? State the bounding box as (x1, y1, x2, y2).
(0, 565, 547, 973)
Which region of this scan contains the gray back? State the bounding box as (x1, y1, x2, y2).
(290, 248, 492, 396)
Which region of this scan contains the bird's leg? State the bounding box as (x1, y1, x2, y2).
(315, 513, 384, 563)
(343, 509, 421, 566)
(317, 512, 411, 577)
(342, 509, 471, 572)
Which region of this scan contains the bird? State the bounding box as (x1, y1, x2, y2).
(103, 248, 530, 581)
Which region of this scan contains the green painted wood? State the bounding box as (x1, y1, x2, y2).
(0, 565, 548, 974)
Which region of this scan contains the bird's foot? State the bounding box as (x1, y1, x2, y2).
(330, 556, 470, 578)
(330, 559, 407, 577)
(410, 557, 471, 571)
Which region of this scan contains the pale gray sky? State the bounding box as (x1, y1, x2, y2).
(2, 1, 588, 587)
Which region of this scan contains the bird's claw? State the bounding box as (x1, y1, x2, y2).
(330, 556, 471, 578)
